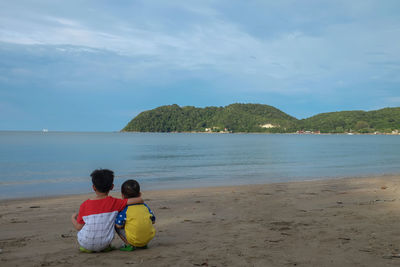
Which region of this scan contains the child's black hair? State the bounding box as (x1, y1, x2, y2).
(90, 169, 114, 193)
(121, 179, 140, 198)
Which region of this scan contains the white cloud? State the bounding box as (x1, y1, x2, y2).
(44, 16, 81, 27)
(0, 1, 399, 95)
(1, 1, 400, 130)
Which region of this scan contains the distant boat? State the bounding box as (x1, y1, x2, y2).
(347, 133, 353, 135)
(42, 129, 49, 132)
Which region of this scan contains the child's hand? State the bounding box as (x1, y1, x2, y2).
(71, 212, 84, 230)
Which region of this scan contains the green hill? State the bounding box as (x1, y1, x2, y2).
(122, 103, 298, 133)
(122, 104, 400, 134)
(299, 107, 400, 133)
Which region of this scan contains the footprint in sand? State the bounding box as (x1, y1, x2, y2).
(10, 219, 28, 224)
(270, 221, 294, 227)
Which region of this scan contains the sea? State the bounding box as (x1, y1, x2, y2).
(1, 131, 400, 200)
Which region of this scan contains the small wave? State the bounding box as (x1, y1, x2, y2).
(0, 176, 88, 186)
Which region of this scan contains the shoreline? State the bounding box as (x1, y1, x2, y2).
(2, 172, 400, 202)
(2, 174, 400, 266)
(121, 130, 400, 135)
(2, 130, 400, 135)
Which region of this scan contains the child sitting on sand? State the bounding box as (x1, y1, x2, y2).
(115, 179, 156, 251)
(71, 169, 143, 252)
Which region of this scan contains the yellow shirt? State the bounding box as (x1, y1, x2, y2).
(116, 204, 156, 247)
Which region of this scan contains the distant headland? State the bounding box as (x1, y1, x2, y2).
(122, 103, 400, 134)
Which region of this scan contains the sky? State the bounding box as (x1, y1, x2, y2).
(1, 0, 399, 131)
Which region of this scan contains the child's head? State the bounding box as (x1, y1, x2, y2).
(121, 179, 141, 199)
(90, 169, 114, 193)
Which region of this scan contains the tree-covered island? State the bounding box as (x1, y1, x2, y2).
(122, 104, 400, 134)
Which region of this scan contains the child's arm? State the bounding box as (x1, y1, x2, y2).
(71, 213, 84, 230)
(115, 207, 127, 229)
(144, 203, 156, 224)
(115, 223, 124, 229)
(126, 194, 143, 205)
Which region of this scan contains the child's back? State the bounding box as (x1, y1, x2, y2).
(115, 179, 156, 249)
(77, 196, 127, 251)
(117, 203, 155, 247)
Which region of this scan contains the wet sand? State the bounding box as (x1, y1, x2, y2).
(1, 175, 400, 266)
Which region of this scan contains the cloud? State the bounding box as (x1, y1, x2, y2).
(1, 1, 399, 82)
(0, 1, 400, 130)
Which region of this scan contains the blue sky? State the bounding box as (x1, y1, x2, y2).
(1, 1, 399, 131)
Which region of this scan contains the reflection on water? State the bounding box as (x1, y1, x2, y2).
(1, 131, 400, 199)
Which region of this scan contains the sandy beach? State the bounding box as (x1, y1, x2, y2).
(1, 175, 400, 266)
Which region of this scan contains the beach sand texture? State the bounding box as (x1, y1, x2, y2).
(1, 175, 400, 266)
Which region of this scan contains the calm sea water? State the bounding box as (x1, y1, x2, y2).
(1, 131, 400, 199)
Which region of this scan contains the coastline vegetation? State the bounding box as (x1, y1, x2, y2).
(122, 104, 400, 134)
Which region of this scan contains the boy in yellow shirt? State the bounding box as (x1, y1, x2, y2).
(115, 179, 156, 251)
